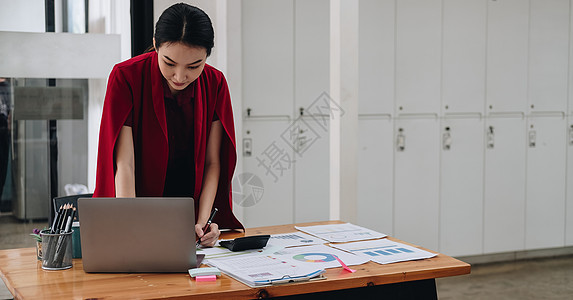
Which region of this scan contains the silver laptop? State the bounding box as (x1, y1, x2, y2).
(78, 197, 203, 273)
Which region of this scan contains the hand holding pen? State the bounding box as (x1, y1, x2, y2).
(196, 208, 218, 247)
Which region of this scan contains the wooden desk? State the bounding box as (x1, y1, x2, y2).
(0, 221, 470, 299)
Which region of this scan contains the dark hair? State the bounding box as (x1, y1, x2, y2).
(154, 3, 214, 56)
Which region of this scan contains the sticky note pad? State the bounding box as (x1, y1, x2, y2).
(189, 267, 221, 277)
(195, 275, 217, 282)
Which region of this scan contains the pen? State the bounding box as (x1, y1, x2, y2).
(59, 204, 70, 233)
(50, 208, 60, 234)
(197, 208, 218, 247)
(64, 206, 76, 233)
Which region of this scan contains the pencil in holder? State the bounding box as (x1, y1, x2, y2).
(40, 229, 73, 270)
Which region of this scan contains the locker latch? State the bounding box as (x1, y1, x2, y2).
(243, 138, 252, 157)
(396, 128, 405, 152)
(528, 129, 536, 148)
(443, 127, 452, 151)
(487, 126, 494, 149)
(569, 125, 573, 146)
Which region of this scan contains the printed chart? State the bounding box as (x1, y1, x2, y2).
(293, 253, 336, 263)
(295, 223, 386, 243)
(206, 251, 324, 287)
(267, 232, 327, 249)
(330, 239, 437, 265)
(272, 244, 369, 269)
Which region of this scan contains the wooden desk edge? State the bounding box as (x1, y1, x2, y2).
(0, 221, 472, 299)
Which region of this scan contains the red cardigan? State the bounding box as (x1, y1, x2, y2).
(94, 51, 243, 230)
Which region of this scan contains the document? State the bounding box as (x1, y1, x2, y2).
(330, 239, 437, 265)
(295, 223, 387, 243)
(200, 244, 280, 261)
(267, 232, 327, 248)
(206, 251, 325, 287)
(269, 244, 369, 269)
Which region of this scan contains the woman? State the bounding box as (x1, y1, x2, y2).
(94, 3, 243, 246)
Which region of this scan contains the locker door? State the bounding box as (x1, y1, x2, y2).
(293, 115, 329, 223)
(242, 0, 294, 117)
(395, 0, 442, 114)
(484, 117, 526, 253)
(294, 0, 329, 110)
(293, 0, 330, 223)
(394, 118, 440, 250)
(567, 119, 573, 246)
(528, 0, 569, 113)
(357, 117, 394, 235)
(526, 116, 567, 249)
(440, 117, 484, 257)
(486, 0, 529, 113)
(241, 119, 294, 228)
(570, 1, 573, 116)
(358, 0, 395, 115)
(442, 0, 487, 114)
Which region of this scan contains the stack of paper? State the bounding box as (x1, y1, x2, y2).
(206, 251, 325, 287)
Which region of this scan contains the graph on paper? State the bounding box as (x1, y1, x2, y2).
(330, 239, 437, 265)
(294, 223, 386, 243)
(267, 232, 327, 249)
(271, 244, 369, 269)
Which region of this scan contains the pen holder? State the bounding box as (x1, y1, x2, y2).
(40, 229, 73, 270)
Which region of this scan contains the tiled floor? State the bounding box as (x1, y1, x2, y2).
(1, 215, 573, 299)
(436, 255, 573, 300)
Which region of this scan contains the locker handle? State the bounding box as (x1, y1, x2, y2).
(358, 113, 392, 121)
(244, 108, 291, 121)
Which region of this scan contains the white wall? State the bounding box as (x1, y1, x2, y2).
(0, 0, 45, 32)
(149, 1, 573, 258)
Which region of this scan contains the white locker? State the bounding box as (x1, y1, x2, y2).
(525, 116, 566, 250)
(358, 0, 395, 115)
(242, 0, 294, 117)
(394, 118, 440, 250)
(569, 0, 573, 245)
(442, 0, 487, 114)
(567, 119, 573, 246)
(292, 0, 330, 223)
(486, 0, 529, 113)
(293, 116, 330, 223)
(528, 0, 569, 113)
(241, 119, 294, 228)
(395, 0, 442, 114)
(484, 117, 526, 253)
(439, 117, 484, 257)
(357, 117, 394, 235)
(294, 0, 329, 110)
(570, 1, 573, 116)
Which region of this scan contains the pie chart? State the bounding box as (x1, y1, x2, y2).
(293, 253, 336, 263)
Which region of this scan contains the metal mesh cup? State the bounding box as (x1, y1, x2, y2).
(40, 229, 73, 270)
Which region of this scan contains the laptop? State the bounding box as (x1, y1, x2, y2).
(78, 197, 204, 273)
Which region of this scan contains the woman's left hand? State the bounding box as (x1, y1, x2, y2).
(195, 222, 220, 247)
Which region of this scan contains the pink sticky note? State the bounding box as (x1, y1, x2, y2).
(334, 255, 356, 273)
(195, 275, 217, 282)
